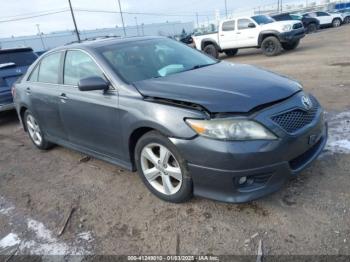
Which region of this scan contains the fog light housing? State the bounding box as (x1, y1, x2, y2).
(238, 176, 247, 185)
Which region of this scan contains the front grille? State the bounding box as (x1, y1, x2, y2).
(293, 23, 303, 29)
(271, 97, 319, 133)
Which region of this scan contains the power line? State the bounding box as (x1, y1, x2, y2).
(0, 10, 69, 23)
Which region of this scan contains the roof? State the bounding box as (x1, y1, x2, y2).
(0, 47, 34, 54)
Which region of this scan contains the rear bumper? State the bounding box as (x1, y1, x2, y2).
(279, 28, 305, 42)
(0, 103, 15, 112)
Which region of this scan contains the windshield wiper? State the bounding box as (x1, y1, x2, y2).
(188, 62, 218, 71)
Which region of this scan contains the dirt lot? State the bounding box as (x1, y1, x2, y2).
(0, 26, 349, 257)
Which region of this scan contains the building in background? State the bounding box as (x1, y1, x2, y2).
(0, 21, 193, 52)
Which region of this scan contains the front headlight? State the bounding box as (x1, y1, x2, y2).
(282, 24, 292, 32)
(185, 118, 277, 140)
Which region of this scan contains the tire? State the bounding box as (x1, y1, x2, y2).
(261, 36, 282, 56)
(203, 44, 219, 59)
(306, 23, 317, 33)
(24, 110, 53, 150)
(224, 49, 238, 57)
(344, 16, 350, 24)
(332, 18, 342, 28)
(282, 40, 300, 51)
(135, 131, 193, 203)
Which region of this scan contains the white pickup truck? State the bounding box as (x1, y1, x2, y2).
(192, 15, 305, 58)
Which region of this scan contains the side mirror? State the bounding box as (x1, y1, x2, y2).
(78, 76, 109, 91)
(248, 23, 256, 28)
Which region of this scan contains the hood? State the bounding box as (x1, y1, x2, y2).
(133, 62, 301, 113)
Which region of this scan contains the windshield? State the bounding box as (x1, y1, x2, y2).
(251, 15, 275, 24)
(0, 51, 37, 67)
(98, 38, 217, 83)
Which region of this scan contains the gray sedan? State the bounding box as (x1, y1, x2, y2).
(13, 36, 327, 203)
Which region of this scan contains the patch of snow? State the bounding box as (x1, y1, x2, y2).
(0, 207, 14, 215)
(325, 111, 350, 154)
(27, 219, 56, 243)
(77, 232, 93, 242)
(0, 233, 20, 248)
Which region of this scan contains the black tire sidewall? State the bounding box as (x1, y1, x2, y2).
(261, 36, 282, 56)
(203, 44, 218, 59)
(24, 110, 52, 150)
(307, 23, 317, 33)
(224, 49, 238, 56)
(135, 131, 193, 203)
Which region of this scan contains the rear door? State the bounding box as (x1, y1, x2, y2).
(235, 18, 259, 47)
(316, 12, 332, 25)
(219, 20, 238, 49)
(59, 49, 121, 158)
(26, 51, 67, 140)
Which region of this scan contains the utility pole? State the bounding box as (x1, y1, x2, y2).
(134, 17, 139, 36)
(117, 0, 126, 37)
(141, 23, 145, 36)
(196, 12, 199, 28)
(68, 0, 80, 42)
(36, 24, 46, 51)
(224, 0, 228, 18)
(280, 0, 283, 12)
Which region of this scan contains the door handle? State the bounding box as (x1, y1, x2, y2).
(25, 87, 31, 95)
(59, 93, 68, 103)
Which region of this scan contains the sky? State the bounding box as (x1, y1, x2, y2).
(0, 0, 297, 37)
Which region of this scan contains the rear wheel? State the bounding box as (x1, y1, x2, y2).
(306, 23, 317, 33)
(135, 131, 193, 203)
(24, 110, 53, 150)
(344, 16, 350, 24)
(261, 36, 282, 56)
(282, 40, 300, 51)
(332, 18, 342, 27)
(203, 44, 219, 59)
(224, 49, 238, 57)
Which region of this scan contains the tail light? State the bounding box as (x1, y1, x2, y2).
(11, 85, 16, 98)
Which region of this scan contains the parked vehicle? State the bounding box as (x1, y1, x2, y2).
(336, 8, 350, 24)
(192, 15, 305, 58)
(0, 47, 37, 112)
(272, 12, 320, 33)
(303, 12, 343, 28)
(13, 37, 327, 203)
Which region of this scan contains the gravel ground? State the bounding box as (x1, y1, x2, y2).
(0, 25, 349, 257)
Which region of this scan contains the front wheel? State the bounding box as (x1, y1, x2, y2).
(306, 23, 317, 33)
(203, 44, 219, 59)
(24, 110, 53, 150)
(332, 18, 342, 27)
(282, 40, 300, 51)
(135, 131, 193, 203)
(261, 36, 282, 56)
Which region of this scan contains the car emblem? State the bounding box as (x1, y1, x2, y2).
(301, 95, 312, 110)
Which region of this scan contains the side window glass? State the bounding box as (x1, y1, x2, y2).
(222, 20, 235, 31)
(64, 50, 104, 86)
(29, 64, 40, 82)
(238, 19, 254, 30)
(38, 52, 61, 84)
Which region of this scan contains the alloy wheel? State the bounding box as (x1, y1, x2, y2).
(140, 143, 182, 195)
(264, 40, 276, 54)
(26, 114, 42, 146)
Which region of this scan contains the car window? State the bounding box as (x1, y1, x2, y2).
(64, 50, 104, 86)
(238, 19, 254, 30)
(222, 20, 235, 31)
(38, 52, 61, 84)
(29, 64, 40, 82)
(317, 12, 329, 16)
(0, 51, 37, 66)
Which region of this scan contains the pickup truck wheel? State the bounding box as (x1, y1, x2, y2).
(282, 40, 300, 51)
(332, 18, 341, 27)
(224, 49, 238, 57)
(306, 23, 317, 33)
(261, 36, 282, 56)
(203, 44, 219, 59)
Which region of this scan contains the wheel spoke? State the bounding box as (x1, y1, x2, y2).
(159, 146, 170, 166)
(27, 120, 34, 130)
(166, 166, 182, 181)
(142, 148, 159, 166)
(144, 167, 160, 181)
(35, 131, 42, 143)
(162, 174, 174, 195)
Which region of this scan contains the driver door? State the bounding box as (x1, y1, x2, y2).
(59, 50, 122, 158)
